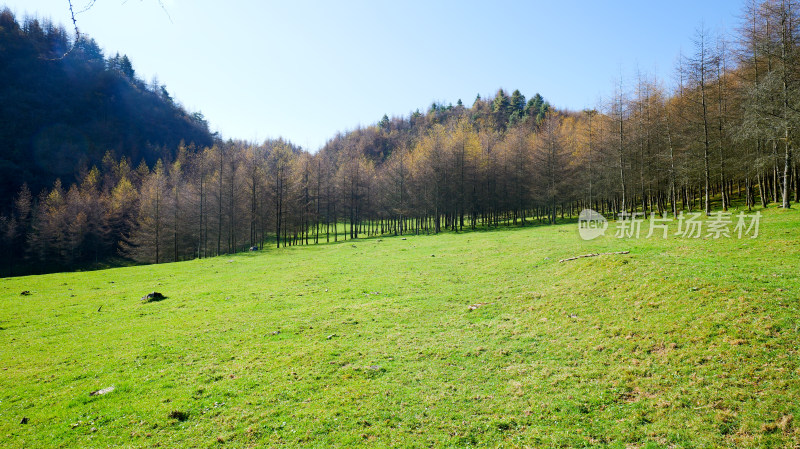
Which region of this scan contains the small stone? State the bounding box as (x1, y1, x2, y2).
(168, 410, 189, 421)
(141, 292, 166, 303)
(90, 386, 115, 396)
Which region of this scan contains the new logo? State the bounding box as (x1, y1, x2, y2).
(578, 209, 608, 240)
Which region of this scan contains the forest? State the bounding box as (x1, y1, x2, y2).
(0, 8, 213, 216)
(1, 0, 799, 276)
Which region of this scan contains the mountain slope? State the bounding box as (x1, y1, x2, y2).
(0, 8, 213, 211)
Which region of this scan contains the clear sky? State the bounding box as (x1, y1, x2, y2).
(4, 0, 744, 151)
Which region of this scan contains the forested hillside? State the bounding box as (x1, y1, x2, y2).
(1, 0, 799, 276)
(0, 8, 213, 214)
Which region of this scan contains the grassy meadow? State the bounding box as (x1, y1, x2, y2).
(1, 207, 799, 448)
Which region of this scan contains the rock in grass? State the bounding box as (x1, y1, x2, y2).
(20, 291, 31, 296)
(90, 386, 115, 396)
(168, 410, 189, 421)
(141, 292, 166, 303)
(468, 302, 493, 310)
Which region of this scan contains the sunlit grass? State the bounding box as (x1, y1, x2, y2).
(1, 206, 798, 448)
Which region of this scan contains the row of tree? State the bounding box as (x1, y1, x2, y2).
(1, 0, 798, 276)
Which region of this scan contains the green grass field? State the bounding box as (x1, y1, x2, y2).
(1, 207, 799, 448)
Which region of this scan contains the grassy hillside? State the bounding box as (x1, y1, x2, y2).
(1, 207, 799, 448)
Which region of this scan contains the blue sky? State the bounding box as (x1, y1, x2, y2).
(5, 0, 743, 151)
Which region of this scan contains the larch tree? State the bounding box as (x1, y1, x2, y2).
(685, 26, 718, 215)
(127, 160, 169, 263)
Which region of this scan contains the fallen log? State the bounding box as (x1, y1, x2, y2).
(558, 251, 630, 263)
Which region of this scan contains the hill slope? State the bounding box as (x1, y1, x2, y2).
(0, 9, 213, 211)
(0, 208, 798, 447)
